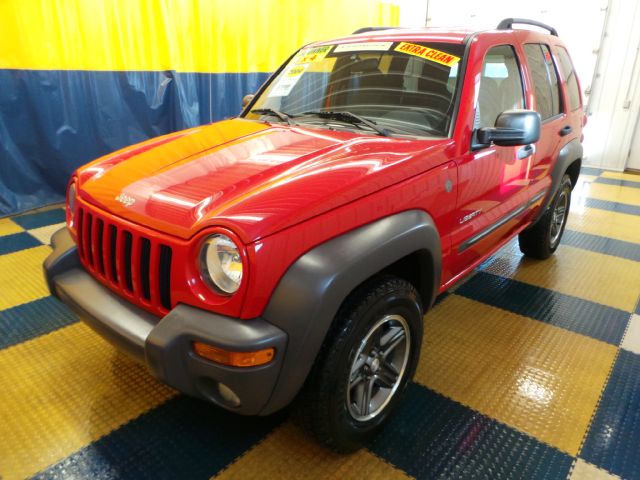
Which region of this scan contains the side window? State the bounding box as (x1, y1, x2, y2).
(475, 45, 524, 129)
(523, 44, 561, 119)
(557, 47, 581, 111)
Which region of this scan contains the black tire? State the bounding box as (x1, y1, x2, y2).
(297, 275, 423, 452)
(519, 174, 572, 259)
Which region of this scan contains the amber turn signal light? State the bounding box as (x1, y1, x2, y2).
(193, 342, 275, 367)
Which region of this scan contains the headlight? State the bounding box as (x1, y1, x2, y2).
(200, 234, 243, 294)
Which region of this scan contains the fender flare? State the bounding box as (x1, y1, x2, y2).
(533, 138, 583, 223)
(259, 209, 441, 414)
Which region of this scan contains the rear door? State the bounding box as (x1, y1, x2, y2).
(450, 44, 532, 277)
(555, 45, 585, 154)
(521, 42, 568, 199)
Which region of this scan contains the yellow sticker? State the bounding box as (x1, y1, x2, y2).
(286, 65, 307, 77)
(394, 42, 460, 67)
(295, 45, 332, 65)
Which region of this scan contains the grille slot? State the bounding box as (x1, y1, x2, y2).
(139, 238, 151, 301)
(109, 225, 118, 282)
(76, 205, 174, 315)
(85, 213, 93, 265)
(123, 231, 133, 292)
(95, 219, 105, 275)
(159, 245, 172, 310)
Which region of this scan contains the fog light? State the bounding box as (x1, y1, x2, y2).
(193, 342, 275, 367)
(218, 383, 241, 408)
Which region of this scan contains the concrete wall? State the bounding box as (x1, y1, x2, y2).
(583, 1, 640, 170)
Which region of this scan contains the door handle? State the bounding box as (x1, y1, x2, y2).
(517, 144, 535, 160)
(559, 125, 573, 136)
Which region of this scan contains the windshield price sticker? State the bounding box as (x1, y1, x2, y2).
(334, 42, 393, 53)
(294, 45, 332, 65)
(269, 63, 310, 97)
(394, 42, 460, 67)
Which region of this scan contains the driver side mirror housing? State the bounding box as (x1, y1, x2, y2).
(242, 94, 255, 108)
(477, 110, 541, 146)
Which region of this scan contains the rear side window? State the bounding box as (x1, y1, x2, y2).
(523, 44, 561, 119)
(557, 47, 581, 111)
(475, 45, 524, 129)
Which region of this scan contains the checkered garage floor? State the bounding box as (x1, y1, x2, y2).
(1, 167, 640, 479)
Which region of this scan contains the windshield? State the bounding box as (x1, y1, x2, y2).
(244, 41, 465, 137)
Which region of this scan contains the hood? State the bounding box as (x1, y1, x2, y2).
(77, 118, 451, 242)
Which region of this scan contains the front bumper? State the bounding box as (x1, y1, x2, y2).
(44, 228, 287, 415)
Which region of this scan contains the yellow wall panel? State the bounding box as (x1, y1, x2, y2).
(0, 0, 400, 72)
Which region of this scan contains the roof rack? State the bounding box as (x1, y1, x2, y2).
(351, 27, 397, 35)
(496, 18, 558, 36)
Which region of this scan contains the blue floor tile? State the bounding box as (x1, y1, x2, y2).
(33, 395, 286, 480)
(562, 229, 640, 262)
(456, 271, 630, 345)
(12, 208, 65, 229)
(0, 297, 79, 350)
(580, 167, 603, 176)
(369, 383, 573, 479)
(594, 177, 640, 189)
(581, 350, 640, 480)
(584, 198, 640, 217)
(0, 231, 42, 255)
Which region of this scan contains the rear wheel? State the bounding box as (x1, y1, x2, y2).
(519, 174, 572, 259)
(298, 276, 423, 452)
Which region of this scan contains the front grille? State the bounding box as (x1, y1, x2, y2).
(76, 204, 173, 314)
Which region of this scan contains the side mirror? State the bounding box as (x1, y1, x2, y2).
(477, 110, 541, 146)
(242, 94, 255, 108)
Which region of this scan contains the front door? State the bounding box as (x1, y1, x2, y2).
(450, 44, 532, 278)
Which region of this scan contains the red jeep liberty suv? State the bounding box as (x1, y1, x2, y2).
(45, 19, 584, 451)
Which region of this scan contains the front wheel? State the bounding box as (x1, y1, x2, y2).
(298, 276, 423, 452)
(518, 173, 572, 259)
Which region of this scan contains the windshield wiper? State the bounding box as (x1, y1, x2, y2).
(301, 111, 391, 136)
(250, 108, 294, 125)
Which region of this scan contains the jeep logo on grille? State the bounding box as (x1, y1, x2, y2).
(115, 193, 136, 207)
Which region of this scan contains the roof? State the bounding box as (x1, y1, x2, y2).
(312, 28, 473, 47)
(310, 21, 560, 48)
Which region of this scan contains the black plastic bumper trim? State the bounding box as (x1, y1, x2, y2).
(44, 227, 288, 415)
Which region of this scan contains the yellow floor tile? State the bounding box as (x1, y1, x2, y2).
(600, 171, 640, 182)
(621, 314, 640, 355)
(570, 459, 621, 479)
(482, 244, 640, 312)
(0, 245, 52, 311)
(583, 182, 640, 207)
(27, 223, 65, 245)
(566, 206, 640, 245)
(0, 218, 23, 236)
(216, 422, 411, 480)
(0, 323, 175, 480)
(415, 296, 617, 456)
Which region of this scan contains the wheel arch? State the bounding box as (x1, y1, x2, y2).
(259, 209, 441, 414)
(565, 157, 582, 190)
(532, 138, 583, 224)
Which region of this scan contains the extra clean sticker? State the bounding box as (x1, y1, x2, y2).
(394, 42, 460, 67)
(333, 42, 393, 53)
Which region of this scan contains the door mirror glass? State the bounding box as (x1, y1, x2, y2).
(242, 94, 255, 108)
(477, 109, 541, 146)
